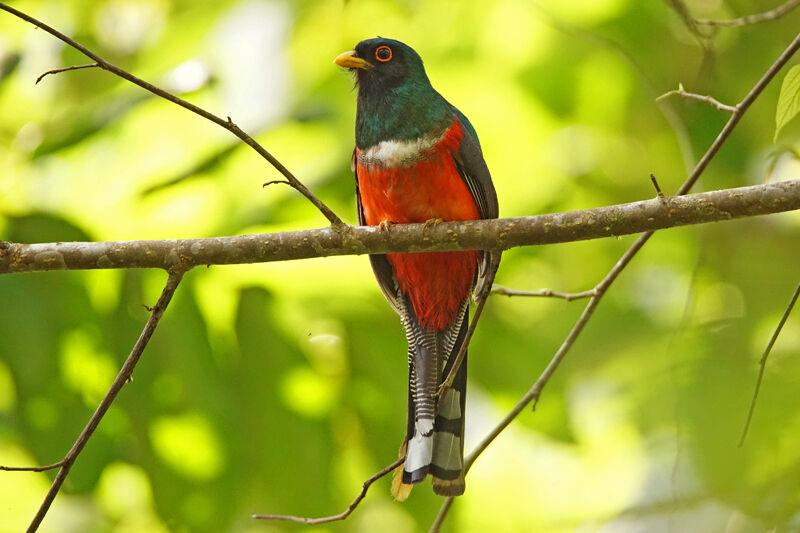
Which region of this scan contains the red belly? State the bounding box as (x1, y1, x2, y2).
(357, 122, 480, 331)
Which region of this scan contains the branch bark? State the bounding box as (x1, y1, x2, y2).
(1, 180, 798, 274)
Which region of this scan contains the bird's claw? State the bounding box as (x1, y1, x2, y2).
(423, 217, 443, 231)
(378, 220, 393, 232)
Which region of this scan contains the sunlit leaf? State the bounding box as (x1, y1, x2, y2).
(774, 64, 800, 141)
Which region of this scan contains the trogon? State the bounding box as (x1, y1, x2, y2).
(335, 38, 498, 499)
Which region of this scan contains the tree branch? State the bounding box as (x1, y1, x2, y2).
(0, 3, 342, 226)
(491, 285, 597, 301)
(0, 461, 65, 473)
(2, 271, 185, 533)
(657, 83, 737, 113)
(35, 62, 99, 84)
(0, 180, 797, 275)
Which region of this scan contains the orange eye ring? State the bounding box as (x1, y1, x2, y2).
(375, 45, 392, 62)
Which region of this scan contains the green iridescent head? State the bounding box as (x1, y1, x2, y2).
(335, 38, 452, 149)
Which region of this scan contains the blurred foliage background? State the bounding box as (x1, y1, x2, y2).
(1, 0, 800, 531)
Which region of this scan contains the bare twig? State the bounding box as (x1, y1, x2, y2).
(695, 0, 800, 27)
(35, 62, 99, 84)
(2, 180, 798, 275)
(0, 461, 65, 472)
(429, 28, 800, 532)
(0, 3, 342, 226)
(656, 84, 737, 113)
(13, 270, 185, 532)
(738, 282, 800, 447)
(492, 285, 597, 301)
(428, 498, 455, 533)
(262, 179, 291, 188)
(252, 457, 404, 524)
(650, 173, 666, 199)
(438, 253, 502, 399)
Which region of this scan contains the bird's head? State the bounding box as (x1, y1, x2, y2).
(334, 37, 431, 98)
(335, 38, 449, 147)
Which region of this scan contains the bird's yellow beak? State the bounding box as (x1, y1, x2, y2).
(334, 50, 373, 70)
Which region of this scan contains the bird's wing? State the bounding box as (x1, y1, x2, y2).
(450, 107, 499, 295)
(450, 107, 498, 220)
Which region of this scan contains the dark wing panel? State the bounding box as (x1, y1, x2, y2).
(450, 107, 499, 295)
(450, 107, 498, 220)
(354, 149, 402, 315)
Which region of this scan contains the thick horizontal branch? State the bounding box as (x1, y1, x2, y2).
(1, 180, 798, 274)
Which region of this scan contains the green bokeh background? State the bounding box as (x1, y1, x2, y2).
(1, 1, 800, 531)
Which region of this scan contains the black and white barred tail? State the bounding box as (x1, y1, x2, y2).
(391, 297, 469, 500)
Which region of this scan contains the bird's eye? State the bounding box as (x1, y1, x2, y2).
(375, 45, 392, 62)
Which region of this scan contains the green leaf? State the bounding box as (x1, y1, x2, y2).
(775, 64, 800, 141)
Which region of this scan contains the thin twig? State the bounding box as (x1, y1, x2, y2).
(21, 270, 185, 533)
(428, 497, 455, 533)
(262, 179, 291, 188)
(656, 84, 737, 113)
(429, 27, 800, 533)
(252, 457, 404, 524)
(650, 173, 666, 199)
(35, 62, 99, 84)
(738, 282, 800, 447)
(0, 461, 65, 472)
(492, 285, 596, 301)
(0, 3, 342, 226)
(437, 253, 502, 399)
(695, 0, 800, 27)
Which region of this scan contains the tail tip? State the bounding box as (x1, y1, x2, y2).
(432, 476, 465, 497)
(391, 459, 414, 501)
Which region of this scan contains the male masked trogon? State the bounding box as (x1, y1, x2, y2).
(335, 38, 498, 499)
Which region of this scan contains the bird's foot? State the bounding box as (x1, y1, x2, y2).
(378, 220, 393, 232)
(422, 218, 443, 231)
